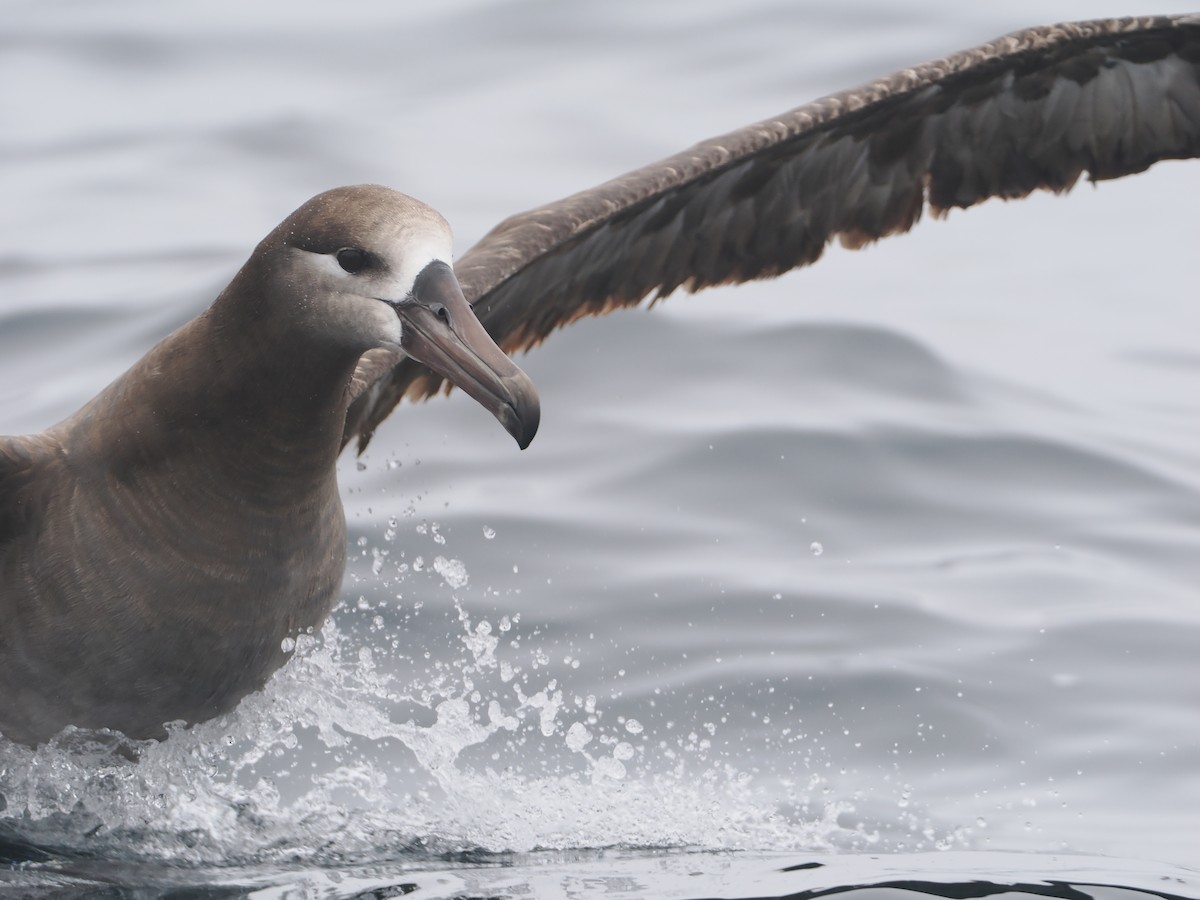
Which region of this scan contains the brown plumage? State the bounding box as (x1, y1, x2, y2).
(344, 13, 1200, 450)
(2, 15, 1198, 745)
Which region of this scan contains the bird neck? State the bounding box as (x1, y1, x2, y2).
(63, 304, 362, 505)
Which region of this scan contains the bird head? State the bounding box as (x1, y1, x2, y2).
(258, 184, 540, 449)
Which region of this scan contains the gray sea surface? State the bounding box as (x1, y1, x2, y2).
(2, 0, 1199, 896)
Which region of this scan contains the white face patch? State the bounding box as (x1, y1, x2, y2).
(299, 217, 454, 304)
(384, 225, 454, 301)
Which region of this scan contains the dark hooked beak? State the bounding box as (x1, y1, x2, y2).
(392, 260, 540, 449)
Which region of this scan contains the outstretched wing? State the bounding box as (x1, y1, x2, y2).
(344, 14, 1200, 452)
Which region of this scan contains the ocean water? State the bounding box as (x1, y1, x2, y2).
(2, 0, 1199, 896)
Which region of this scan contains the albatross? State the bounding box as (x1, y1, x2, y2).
(2, 15, 1198, 746)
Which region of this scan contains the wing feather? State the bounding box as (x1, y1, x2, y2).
(344, 14, 1200, 451)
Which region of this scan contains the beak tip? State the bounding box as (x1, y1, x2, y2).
(515, 426, 537, 451)
(503, 395, 540, 450)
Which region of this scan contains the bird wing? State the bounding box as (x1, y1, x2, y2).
(343, 14, 1200, 452)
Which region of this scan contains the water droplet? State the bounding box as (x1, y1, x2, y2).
(810, 541, 824, 557)
(565, 722, 593, 752)
(624, 718, 644, 735)
(280, 637, 296, 653)
(483, 526, 496, 540)
(433, 556, 469, 589)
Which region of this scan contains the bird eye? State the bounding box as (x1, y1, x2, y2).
(336, 248, 372, 274)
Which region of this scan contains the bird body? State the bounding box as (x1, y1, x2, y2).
(2, 15, 1198, 745)
(0, 188, 538, 744)
(0, 275, 350, 744)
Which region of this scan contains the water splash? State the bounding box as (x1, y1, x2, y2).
(0, 523, 960, 866)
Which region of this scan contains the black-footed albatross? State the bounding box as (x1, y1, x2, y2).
(2, 15, 1198, 746)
